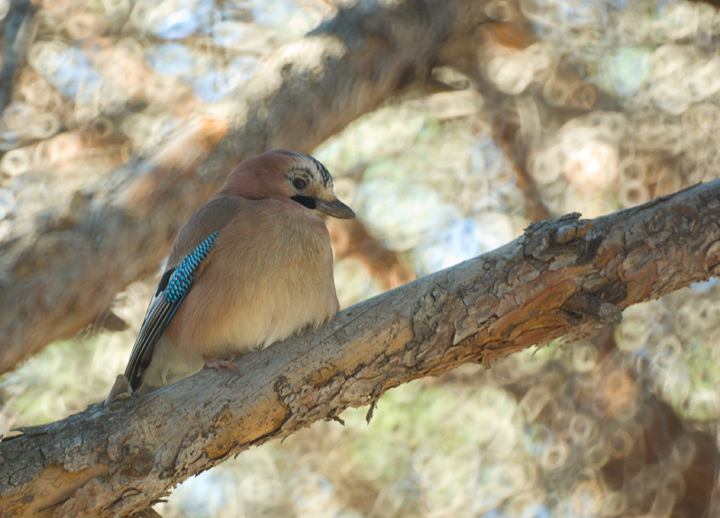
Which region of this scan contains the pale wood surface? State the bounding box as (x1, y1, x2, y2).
(2, 179, 719, 517)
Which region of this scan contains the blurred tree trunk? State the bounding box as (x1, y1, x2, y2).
(0, 0, 487, 374)
(2, 179, 719, 517)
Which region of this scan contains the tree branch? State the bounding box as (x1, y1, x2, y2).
(0, 0, 488, 374)
(2, 179, 720, 517)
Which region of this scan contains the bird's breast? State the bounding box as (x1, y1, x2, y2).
(166, 200, 339, 360)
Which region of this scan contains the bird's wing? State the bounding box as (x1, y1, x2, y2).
(124, 231, 219, 390)
(124, 195, 244, 391)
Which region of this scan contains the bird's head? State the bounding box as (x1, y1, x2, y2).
(219, 150, 355, 219)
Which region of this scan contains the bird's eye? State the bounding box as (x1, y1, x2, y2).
(292, 177, 307, 190)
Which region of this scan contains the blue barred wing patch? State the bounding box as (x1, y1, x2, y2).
(166, 232, 219, 304)
(124, 231, 220, 390)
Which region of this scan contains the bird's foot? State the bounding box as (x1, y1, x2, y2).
(203, 355, 241, 376)
(103, 374, 133, 407)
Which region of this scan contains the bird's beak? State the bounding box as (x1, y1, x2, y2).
(315, 198, 355, 219)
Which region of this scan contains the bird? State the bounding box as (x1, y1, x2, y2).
(123, 150, 355, 394)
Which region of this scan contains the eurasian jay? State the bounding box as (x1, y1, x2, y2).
(124, 150, 355, 394)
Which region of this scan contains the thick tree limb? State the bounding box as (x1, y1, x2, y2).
(2, 179, 720, 517)
(0, 0, 488, 374)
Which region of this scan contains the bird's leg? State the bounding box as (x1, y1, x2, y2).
(203, 354, 242, 376)
(103, 374, 133, 407)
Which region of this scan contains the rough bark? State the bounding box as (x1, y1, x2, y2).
(2, 179, 720, 518)
(0, 0, 488, 374)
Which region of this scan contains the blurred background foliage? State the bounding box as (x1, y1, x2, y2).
(2, 0, 720, 516)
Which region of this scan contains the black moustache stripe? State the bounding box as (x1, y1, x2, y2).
(291, 195, 317, 210)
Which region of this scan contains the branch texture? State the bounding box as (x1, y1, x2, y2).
(2, 179, 720, 517)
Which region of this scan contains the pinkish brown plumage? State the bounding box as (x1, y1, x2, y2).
(124, 150, 354, 394)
